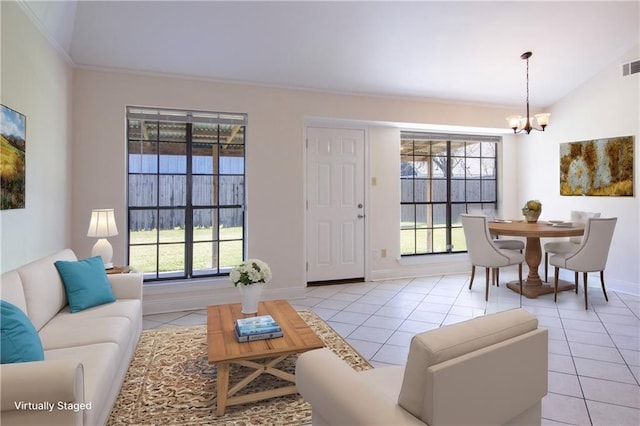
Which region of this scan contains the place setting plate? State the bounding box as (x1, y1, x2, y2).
(551, 222, 574, 228)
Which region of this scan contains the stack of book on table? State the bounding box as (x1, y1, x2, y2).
(234, 314, 283, 342)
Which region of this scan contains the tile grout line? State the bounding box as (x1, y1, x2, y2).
(556, 302, 593, 425)
(589, 306, 640, 392)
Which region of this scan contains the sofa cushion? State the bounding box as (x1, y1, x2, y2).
(39, 316, 132, 351)
(54, 256, 116, 313)
(0, 271, 28, 313)
(16, 249, 76, 331)
(51, 299, 142, 326)
(398, 308, 538, 419)
(1, 300, 45, 364)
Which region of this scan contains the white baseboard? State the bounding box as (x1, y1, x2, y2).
(556, 269, 639, 297)
(372, 253, 469, 281)
(601, 278, 639, 297)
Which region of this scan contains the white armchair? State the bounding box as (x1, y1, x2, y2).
(550, 217, 617, 309)
(296, 308, 548, 426)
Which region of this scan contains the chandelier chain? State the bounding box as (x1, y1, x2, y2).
(526, 56, 530, 113)
(507, 51, 549, 134)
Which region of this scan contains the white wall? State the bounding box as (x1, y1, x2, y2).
(71, 69, 518, 312)
(0, 1, 73, 272)
(517, 45, 640, 292)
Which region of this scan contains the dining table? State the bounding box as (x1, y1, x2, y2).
(488, 220, 585, 298)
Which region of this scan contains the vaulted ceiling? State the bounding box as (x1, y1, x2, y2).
(22, 1, 640, 108)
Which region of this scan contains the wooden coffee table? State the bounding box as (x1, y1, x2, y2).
(207, 299, 324, 416)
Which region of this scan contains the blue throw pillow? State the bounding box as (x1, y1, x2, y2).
(54, 256, 116, 313)
(1, 300, 45, 364)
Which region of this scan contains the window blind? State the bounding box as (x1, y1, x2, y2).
(401, 131, 500, 143)
(127, 106, 247, 126)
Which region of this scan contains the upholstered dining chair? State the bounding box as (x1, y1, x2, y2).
(544, 210, 600, 282)
(493, 238, 525, 252)
(461, 214, 524, 301)
(549, 217, 617, 310)
(469, 208, 524, 253)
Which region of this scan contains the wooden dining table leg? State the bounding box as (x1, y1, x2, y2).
(523, 236, 543, 285)
(507, 235, 575, 298)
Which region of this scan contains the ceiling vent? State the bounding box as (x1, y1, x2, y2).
(622, 59, 640, 76)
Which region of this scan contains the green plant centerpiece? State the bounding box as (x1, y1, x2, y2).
(230, 259, 272, 314)
(522, 200, 542, 223)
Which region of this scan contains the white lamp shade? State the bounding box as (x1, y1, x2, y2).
(506, 115, 521, 129)
(534, 113, 550, 126)
(87, 209, 118, 237)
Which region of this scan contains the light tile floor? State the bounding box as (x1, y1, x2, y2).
(143, 270, 640, 426)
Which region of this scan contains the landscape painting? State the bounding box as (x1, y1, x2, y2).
(560, 136, 634, 196)
(1, 105, 26, 209)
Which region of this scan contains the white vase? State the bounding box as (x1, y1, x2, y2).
(238, 283, 264, 314)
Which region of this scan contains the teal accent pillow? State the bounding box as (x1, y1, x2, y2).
(54, 256, 116, 313)
(1, 300, 45, 364)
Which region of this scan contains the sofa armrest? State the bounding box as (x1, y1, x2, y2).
(108, 273, 143, 300)
(1, 359, 84, 425)
(296, 348, 423, 426)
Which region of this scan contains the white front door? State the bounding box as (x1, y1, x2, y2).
(306, 127, 365, 282)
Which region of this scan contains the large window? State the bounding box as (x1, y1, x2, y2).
(127, 107, 247, 281)
(400, 132, 499, 256)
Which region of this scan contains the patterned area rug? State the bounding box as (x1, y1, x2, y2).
(107, 311, 371, 425)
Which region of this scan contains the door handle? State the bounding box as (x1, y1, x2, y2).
(357, 214, 365, 219)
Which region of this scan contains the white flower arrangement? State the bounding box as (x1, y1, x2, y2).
(230, 259, 272, 287)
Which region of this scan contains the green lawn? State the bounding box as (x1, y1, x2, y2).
(131, 223, 467, 274)
(129, 226, 243, 275)
(400, 222, 467, 255)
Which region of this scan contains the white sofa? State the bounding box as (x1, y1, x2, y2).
(297, 308, 548, 426)
(1, 249, 143, 426)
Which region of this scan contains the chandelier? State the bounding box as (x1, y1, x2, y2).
(507, 51, 550, 134)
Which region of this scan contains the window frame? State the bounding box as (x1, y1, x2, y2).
(400, 132, 500, 256)
(126, 106, 248, 282)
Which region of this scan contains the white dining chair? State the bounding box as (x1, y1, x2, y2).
(468, 209, 524, 253)
(493, 238, 525, 252)
(549, 217, 617, 310)
(544, 210, 600, 282)
(461, 214, 524, 301)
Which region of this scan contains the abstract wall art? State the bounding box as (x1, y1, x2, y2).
(1, 104, 26, 209)
(560, 136, 634, 196)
